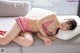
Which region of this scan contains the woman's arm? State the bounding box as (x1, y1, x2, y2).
(48, 36, 57, 42)
(37, 32, 53, 46)
(37, 32, 57, 42)
(37, 32, 47, 40)
(36, 14, 57, 37)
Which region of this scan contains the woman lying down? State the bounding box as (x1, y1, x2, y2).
(0, 13, 77, 47)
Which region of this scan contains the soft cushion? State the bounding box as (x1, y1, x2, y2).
(25, 8, 54, 18)
(0, 0, 31, 16)
(25, 8, 80, 40)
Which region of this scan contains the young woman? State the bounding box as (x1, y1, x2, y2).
(0, 13, 77, 47)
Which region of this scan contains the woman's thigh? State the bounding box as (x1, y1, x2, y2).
(13, 32, 34, 46)
(0, 21, 21, 44)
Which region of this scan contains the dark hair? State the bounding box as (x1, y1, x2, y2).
(67, 18, 77, 30)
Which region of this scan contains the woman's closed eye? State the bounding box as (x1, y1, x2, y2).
(66, 22, 70, 30)
(67, 26, 69, 30)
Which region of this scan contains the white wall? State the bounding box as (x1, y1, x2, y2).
(11, 0, 78, 15)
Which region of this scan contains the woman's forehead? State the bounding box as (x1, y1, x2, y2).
(63, 19, 69, 22)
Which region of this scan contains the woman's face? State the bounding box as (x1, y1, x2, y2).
(60, 19, 71, 30)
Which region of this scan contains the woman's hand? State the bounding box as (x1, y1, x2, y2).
(43, 38, 53, 46)
(37, 32, 53, 46)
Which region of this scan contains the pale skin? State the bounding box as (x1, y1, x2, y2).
(0, 13, 71, 47)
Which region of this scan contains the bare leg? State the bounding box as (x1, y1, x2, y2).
(0, 21, 21, 45)
(13, 32, 33, 47)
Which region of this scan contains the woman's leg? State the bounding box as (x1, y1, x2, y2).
(0, 21, 21, 45)
(13, 32, 33, 47)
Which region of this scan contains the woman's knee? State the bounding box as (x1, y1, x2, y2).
(22, 39, 34, 47)
(26, 40, 33, 46)
(20, 32, 34, 47)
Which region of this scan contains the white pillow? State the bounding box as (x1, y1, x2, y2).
(56, 26, 80, 40)
(25, 8, 55, 18)
(26, 8, 80, 40)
